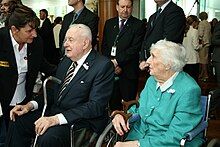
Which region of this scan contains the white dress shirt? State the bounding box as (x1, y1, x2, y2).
(9, 31, 28, 106)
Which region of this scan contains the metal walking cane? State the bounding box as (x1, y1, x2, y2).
(32, 76, 62, 147)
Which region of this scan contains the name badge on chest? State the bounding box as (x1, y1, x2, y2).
(111, 46, 117, 57)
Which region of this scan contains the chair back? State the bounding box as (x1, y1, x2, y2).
(201, 95, 211, 122)
(180, 94, 211, 146)
(201, 93, 212, 138)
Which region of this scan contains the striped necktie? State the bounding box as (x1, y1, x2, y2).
(119, 19, 126, 31)
(155, 8, 162, 20)
(151, 8, 162, 27)
(58, 62, 77, 98)
(70, 12, 78, 25)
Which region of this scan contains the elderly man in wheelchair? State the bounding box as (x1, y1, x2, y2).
(110, 40, 203, 147)
(5, 24, 114, 147)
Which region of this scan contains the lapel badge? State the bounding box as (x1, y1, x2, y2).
(167, 89, 175, 94)
(83, 62, 89, 70)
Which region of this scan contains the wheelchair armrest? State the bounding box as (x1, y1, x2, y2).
(180, 121, 208, 146)
(129, 114, 141, 123)
(185, 121, 208, 141)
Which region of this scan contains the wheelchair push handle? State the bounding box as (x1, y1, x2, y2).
(32, 76, 61, 147)
(111, 99, 139, 122)
(122, 99, 139, 113)
(43, 76, 62, 104)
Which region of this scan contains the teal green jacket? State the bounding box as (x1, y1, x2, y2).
(126, 71, 203, 146)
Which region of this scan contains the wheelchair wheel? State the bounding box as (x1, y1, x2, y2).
(95, 122, 121, 147)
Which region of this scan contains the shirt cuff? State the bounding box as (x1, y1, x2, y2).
(111, 59, 118, 67)
(113, 59, 118, 66)
(57, 113, 68, 125)
(30, 101, 38, 111)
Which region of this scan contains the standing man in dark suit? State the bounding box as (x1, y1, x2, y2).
(0, 4, 56, 146)
(0, 0, 22, 28)
(139, 0, 186, 70)
(212, 21, 220, 87)
(102, 0, 145, 110)
(38, 9, 58, 65)
(5, 24, 114, 147)
(59, 0, 99, 55)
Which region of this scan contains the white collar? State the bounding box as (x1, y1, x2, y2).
(118, 17, 128, 24)
(75, 49, 92, 67)
(9, 30, 27, 51)
(156, 72, 179, 92)
(160, 0, 171, 12)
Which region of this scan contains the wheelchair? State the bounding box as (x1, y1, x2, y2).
(95, 92, 213, 147)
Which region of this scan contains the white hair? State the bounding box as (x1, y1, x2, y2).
(150, 39, 186, 72)
(69, 24, 92, 41)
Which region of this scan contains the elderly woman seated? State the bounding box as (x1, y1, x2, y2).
(112, 40, 203, 147)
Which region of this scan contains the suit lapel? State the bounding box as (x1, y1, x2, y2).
(4, 29, 18, 71)
(26, 44, 33, 72)
(66, 13, 73, 27)
(58, 50, 96, 101)
(110, 18, 119, 36)
(146, 9, 161, 36)
(150, 1, 173, 28)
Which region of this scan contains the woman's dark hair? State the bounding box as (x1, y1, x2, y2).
(54, 16, 62, 24)
(199, 12, 208, 20)
(7, 4, 40, 29)
(184, 15, 199, 37)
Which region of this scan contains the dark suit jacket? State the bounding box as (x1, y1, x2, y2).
(59, 7, 99, 48)
(140, 1, 186, 60)
(102, 16, 145, 79)
(212, 22, 220, 62)
(39, 50, 114, 134)
(38, 18, 57, 64)
(0, 27, 56, 119)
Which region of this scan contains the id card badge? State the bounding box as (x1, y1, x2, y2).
(111, 46, 117, 57)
